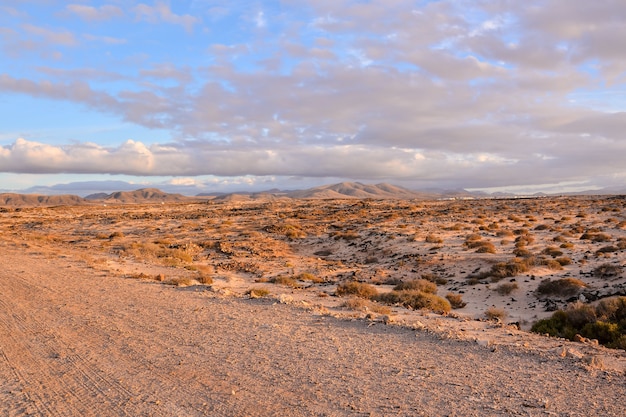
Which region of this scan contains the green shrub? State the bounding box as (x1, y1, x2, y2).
(531, 297, 626, 350)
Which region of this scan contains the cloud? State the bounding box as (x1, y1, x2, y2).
(2, 135, 626, 191)
(65, 4, 124, 22)
(139, 63, 193, 84)
(22, 24, 78, 47)
(133, 2, 200, 33)
(2, 1, 626, 191)
(83, 34, 127, 45)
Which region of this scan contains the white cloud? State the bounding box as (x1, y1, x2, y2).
(2, 0, 626, 191)
(66, 4, 124, 22)
(133, 2, 200, 33)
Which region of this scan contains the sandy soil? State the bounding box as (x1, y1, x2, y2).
(1, 197, 625, 415)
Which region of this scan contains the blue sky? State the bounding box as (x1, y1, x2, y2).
(1, 0, 625, 195)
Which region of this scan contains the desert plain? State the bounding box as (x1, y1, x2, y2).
(1, 190, 626, 416)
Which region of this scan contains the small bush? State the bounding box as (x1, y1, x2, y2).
(555, 257, 572, 266)
(446, 293, 466, 309)
(197, 274, 213, 285)
(485, 307, 507, 321)
(425, 234, 443, 244)
(580, 232, 611, 242)
(296, 272, 325, 283)
(420, 273, 448, 285)
(593, 263, 622, 279)
(376, 290, 451, 314)
(541, 246, 563, 258)
(336, 281, 378, 299)
(496, 282, 519, 295)
(531, 297, 626, 350)
(393, 279, 437, 294)
(596, 245, 619, 255)
(246, 287, 270, 298)
(270, 275, 301, 288)
(536, 278, 586, 297)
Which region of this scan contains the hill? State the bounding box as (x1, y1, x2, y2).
(86, 188, 191, 204)
(0, 193, 87, 207)
(286, 182, 423, 199)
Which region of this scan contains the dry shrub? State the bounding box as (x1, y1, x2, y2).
(270, 275, 301, 288)
(596, 245, 619, 255)
(536, 278, 586, 297)
(332, 231, 360, 240)
(555, 257, 572, 266)
(513, 247, 533, 258)
(496, 230, 514, 238)
(246, 287, 270, 298)
(485, 307, 508, 321)
(167, 277, 196, 287)
(376, 290, 451, 314)
(393, 279, 437, 294)
(425, 234, 443, 244)
(540, 259, 564, 271)
(420, 272, 448, 285)
(496, 282, 519, 295)
(471, 257, 534, 282)
(341, 298, 392, 315)
(296, 272, 325, 283)
(336, 281, 378, 299)
(445, 293, 466, 309)
(475, 241, 496, 253)
(197, 274, 213, 285)
(541, 246, 563, 258)
(560, 242, 574, 249)
(580, 232, 611, 242)
(593, 263, 622, 279)
(341, 297, 369, 311)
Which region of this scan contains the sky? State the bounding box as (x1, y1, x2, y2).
(1, 0, 626, 195)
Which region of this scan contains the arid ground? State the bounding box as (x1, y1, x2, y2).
(1, 195, 625, 416)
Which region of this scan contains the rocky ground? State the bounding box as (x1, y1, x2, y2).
(1, 196, 625, 415)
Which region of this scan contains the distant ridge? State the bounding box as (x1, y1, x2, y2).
(85, 188, 191, 204)
(286, 182, 422, 199)
(0, 193, 87, 207)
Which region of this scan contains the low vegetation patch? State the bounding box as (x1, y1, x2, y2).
(531, 298, 626, 350)
(376, 290, 451, 314)
(393, 279, 437, 294)
(496, 282, 519, 295)
(593, 263, 622, 279)
(445, 293, 466, 309)
(485, 306, 508, 321)
(246, 287, 270, 298)
(536, 278, 586, 298)
(336, 281, 378, 299)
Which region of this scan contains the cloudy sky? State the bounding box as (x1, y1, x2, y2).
(1, 0, 625, 195)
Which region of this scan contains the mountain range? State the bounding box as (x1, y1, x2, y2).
(0, 182, 624, 207)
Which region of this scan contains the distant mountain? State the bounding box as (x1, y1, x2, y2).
(87, 188, 191, 203)
(286, 182, 423, 199)
(0, 193, 87, 207)
(23, 181, 138, 196)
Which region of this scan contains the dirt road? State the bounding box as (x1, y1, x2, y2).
(0, 244, 624, 416)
